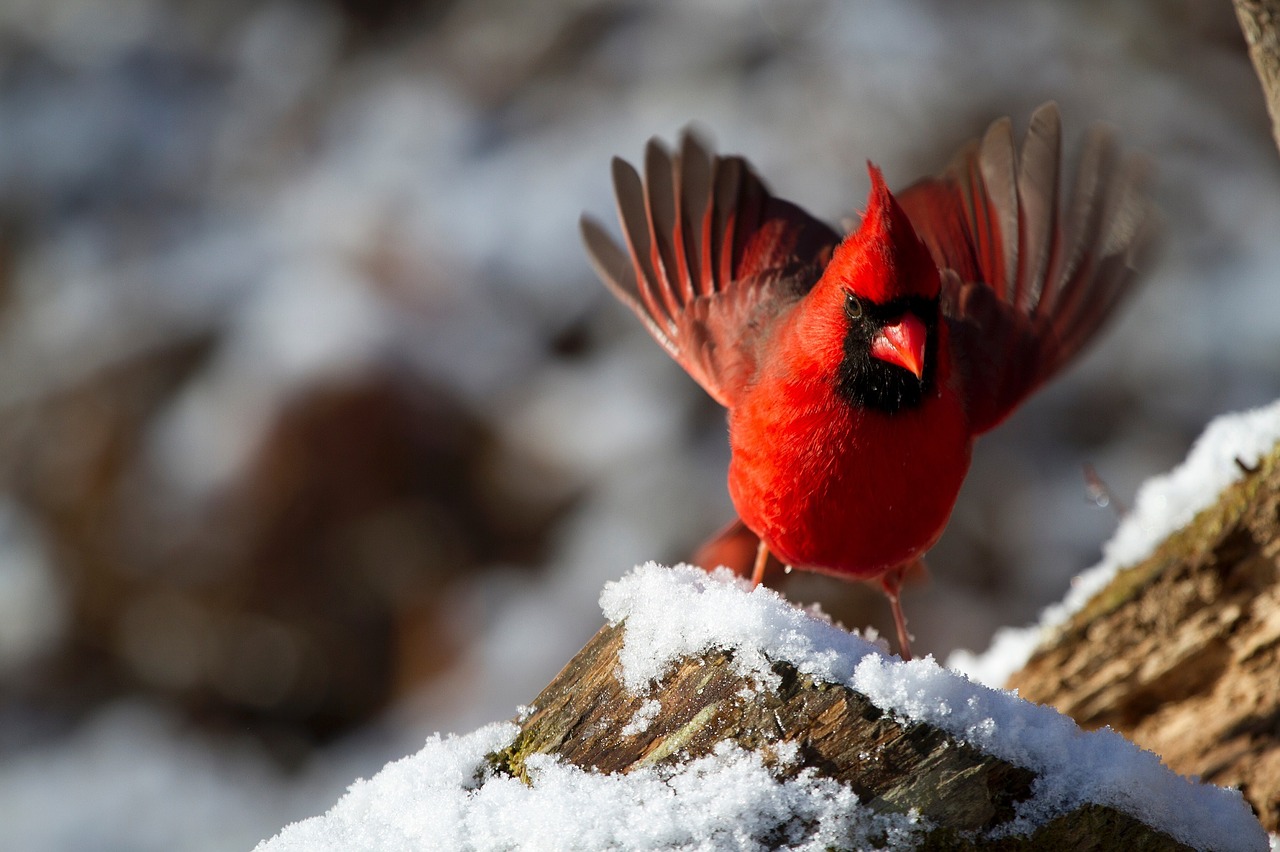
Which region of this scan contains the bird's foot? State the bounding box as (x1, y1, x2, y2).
(750, 539, 770, 587)
(880, 563, 917, 661)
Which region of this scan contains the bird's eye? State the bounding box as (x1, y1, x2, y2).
(844, 293, 864, 320)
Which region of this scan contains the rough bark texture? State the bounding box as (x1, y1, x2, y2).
(488, 620, 1194, 849)
(1235, 0, 1280, 155)
(1009, 442, 1280, 833)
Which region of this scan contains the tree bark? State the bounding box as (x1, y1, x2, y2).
(1234, 0, 1280, 155)
(1009, 443, 1280, 833)
(489, 620, 1196, 849)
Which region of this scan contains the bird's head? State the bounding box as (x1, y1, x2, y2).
(812, 164, 942, 413)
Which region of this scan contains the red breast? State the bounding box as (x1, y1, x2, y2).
(726, 167, 973, 576)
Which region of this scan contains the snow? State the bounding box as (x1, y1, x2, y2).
(951, 398, 1280, 688)
(259, 564, 1266, 852)
(599, 564, 884, 694)
(260, 728, 925, 852)
(619, 698, 662, 737)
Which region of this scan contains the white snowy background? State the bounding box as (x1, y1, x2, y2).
(0, 1, 1278, 849)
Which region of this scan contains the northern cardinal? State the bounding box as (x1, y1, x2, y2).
(581, 103, 1153, 658)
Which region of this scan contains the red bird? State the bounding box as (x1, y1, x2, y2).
(581, 103, 1152, 658)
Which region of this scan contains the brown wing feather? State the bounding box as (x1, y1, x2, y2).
(582, 132, 840, 407)
(897, 101, 1156, 435)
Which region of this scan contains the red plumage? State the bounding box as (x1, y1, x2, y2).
(582, 103, 1154, 657)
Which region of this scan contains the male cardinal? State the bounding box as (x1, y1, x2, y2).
(581, 103, 1152, 658)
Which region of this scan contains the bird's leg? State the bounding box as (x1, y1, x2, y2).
(880, 563, 916, 661)
(751, 539, 770, 587)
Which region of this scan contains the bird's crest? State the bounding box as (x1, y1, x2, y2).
(823, 164, 940, 305)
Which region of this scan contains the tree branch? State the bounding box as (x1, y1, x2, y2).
(1234, 0, 1280, 155)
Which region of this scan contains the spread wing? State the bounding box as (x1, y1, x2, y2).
(896, 102, 1156, 435)
(581, 132, 841, 407)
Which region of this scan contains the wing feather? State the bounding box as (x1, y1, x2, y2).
(977, 117, 1018, 301)
(677, 133, 711, 300)
(897, 102, 1155, 434)
(583, 132, 840, 406)
(612, 157, 671, 334)
(643, 140, 682, 319)
(1016, 104, 1061, 312)
(712, 156, 743, 290)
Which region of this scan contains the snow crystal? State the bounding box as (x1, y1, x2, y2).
(258, 723, 925, 852)
(951, 398, 1280, 687)
(620, 698, 662, 736)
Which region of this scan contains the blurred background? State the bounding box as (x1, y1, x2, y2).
(0, 0, 1277, 848)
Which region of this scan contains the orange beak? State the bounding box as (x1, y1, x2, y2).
(869, 313, 927, 379)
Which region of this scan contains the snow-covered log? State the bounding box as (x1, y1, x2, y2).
(495, 618, 1041, 839)
(259, 564, 1265, 851)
